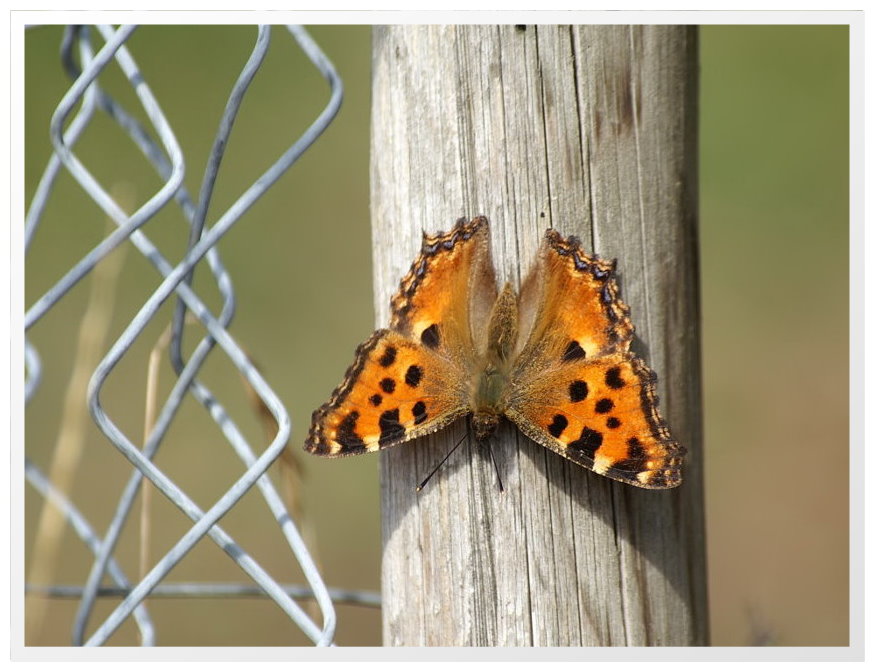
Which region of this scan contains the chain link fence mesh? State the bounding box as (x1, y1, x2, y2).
(23, 24, 378, 647)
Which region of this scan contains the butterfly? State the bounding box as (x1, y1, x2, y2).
(304, 216, 684, 489)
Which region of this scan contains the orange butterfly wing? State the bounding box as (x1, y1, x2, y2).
(307, 218, 684, 489)
(304, 217, 496, 456)
(506, 230, 684, 488)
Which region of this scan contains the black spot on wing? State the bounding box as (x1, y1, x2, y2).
(337, 411, 366, 452)
(378, 346, 397, 367)
(626, 436, 645, 460)
(569, 380, 588, 403)
(412, 401, 428, 425)
(562, 340, 586, 362)
(369, 393, 382, 407)
(547, 413, 569, 438)
(605, 366, 625, 389)
(568, 426, 603, 458)
(378, 409, 405, 446)
(380, 378, 396, 393)
(421, 324, 441, 349)
(405, 365, 423, 388)
(594, 398, 614, 414)
(606, 436, 648, 477)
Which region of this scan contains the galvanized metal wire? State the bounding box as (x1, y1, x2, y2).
(24, 24, 376, 647)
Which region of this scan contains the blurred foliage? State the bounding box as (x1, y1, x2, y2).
(699, 25, 848, 646)
(24, 24, 848, 647)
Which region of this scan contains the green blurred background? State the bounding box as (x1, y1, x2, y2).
(24, 25, 849, 646)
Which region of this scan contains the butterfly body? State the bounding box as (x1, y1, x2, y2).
(305, 217, 684, 489)
(468, 283, 517, 442)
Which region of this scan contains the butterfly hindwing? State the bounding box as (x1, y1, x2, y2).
(390, 216, 497, 363)
(515, 229, 634, 363)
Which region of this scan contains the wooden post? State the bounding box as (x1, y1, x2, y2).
(371, 25, 706, 646)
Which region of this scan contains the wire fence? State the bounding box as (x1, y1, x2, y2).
(24, 24, 376, 647)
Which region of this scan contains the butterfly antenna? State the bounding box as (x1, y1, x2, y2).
(417, 431, 469, 492)
(486, 438, 505, 493)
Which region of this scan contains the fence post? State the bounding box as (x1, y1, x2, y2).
(371, 24, 706, 646)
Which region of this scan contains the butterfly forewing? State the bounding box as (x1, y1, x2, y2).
(505, 352, 684, 488)
(304, 330, 469, 456)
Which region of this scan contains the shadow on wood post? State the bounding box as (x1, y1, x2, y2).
(371, 24, 707, 647)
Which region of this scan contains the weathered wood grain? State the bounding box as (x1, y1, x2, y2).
(371, 24, 706, 647)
